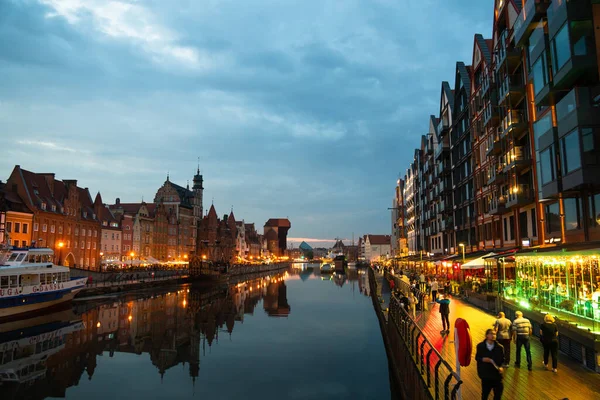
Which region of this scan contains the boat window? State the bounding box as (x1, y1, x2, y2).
(39, 273, 46, 284)
(0, 276, 8, 288)
(62, 272, 69, 282)
(7, 253, 19, 262)
(41, 255, 51, 263)
(9, 276, 18, 288)
(15, 253, 26, 262)
(28, 255, 36, 263)
(52, 273, 57, 283)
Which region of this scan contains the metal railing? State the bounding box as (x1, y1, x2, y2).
(371, 268, 463, 400)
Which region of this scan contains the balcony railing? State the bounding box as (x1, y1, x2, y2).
(507, 184, 533, 208)
(556, 87, 577, 122)
(498, 74, 525, 104)
(437, 119, 449, 135)
(503, 146, 530, 172)
(515, 0, 551, 47)
(489, 195, 507, 215)
(501, 110, 527, 138)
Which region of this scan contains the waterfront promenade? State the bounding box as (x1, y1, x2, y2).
(418, 296, 600, 399)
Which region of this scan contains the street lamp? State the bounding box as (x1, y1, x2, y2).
(57, 241, 64, 265)
(459, 243, 465, 263)
(100, 252, 104, 271)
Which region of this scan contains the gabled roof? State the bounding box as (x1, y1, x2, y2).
(366, 234, 391, 245)
(474, 34, 492, 66)
(440, 81, 454, 113)
(0, 182, 31, 214)
(455, 61, 471, 97)
(165, 181, 195, 209)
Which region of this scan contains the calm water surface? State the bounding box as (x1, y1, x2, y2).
(0, 266, 391, 400)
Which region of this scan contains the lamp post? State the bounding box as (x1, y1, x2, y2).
(459, 243, 465, 263)
(57, 241, 64, 265)
(130, 251, 135, 269)
(100, 252, 104, 272)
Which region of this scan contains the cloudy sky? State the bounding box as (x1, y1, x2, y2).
(0, 0, 492, 247)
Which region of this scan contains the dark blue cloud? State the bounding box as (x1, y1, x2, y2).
(0, 0, 494, 242)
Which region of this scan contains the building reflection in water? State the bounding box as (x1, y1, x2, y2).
(0, 271, 290, 400)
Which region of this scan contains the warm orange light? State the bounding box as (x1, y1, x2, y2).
(202, 255, 207, 260)
(128, 315, 133, 322)
(184, 254, 188, 259)
(130, 252, 135, 257)
(96, 322, 101, 328)
(100, 252, 104, 257)
(57, 242, 64, 248)
(182, 299, 187, 308)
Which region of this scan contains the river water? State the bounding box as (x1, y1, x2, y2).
(0, 265, 391, 400)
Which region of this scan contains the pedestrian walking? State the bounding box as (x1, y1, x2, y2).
(540, 314, 559, 373)
(431, 278, 439, 303)
(408, 292, 418, 319)
(512, 311, 533, 370)
(494, 312, 512, 367)
(419, 272, 426, 291)
(475, 328, 505, 400)
(435, 293, 451, 334)
(444, 280, 451, 295)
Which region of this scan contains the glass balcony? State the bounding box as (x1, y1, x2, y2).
(437, 119, 449, 135)
(506, 184, 534, 208)
(533, 113, 554, 145)
(555, 86, 600, 136)
(489, 195, 507, 215)
(495, 30, 521, 73)
(483, 103, 499, 126)
(503, 146, 531, 173)
(501, 110, 527, 139)
(486, 128, 503, 157)
(498, 74, 525, 105)
(515, 0, 551, 47)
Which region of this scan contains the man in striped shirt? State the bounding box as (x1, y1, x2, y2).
(512, 311, 533, 370)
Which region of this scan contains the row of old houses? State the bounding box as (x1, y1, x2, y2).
(392, 0, 600, 259)
(0, 165, 290, 270)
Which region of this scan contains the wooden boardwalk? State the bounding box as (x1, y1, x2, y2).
(414, 297, 600, 400)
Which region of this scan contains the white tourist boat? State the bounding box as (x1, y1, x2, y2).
(0, 247, 88, 319)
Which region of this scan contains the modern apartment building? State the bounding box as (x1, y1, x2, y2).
(395, 0, 600, 257)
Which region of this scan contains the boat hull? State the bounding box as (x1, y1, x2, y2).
(0, 288, 83, 320)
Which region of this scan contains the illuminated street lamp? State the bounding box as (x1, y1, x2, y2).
(459, 243, 465, 264)
(57, 241, 64, 265)
(100, 252, 104, 271)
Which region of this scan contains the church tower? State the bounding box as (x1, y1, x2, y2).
(192, 165, 204, 222)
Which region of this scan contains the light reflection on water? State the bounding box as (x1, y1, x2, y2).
(0, 265, 390, 399)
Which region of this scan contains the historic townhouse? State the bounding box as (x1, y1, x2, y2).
(0, 181, 33, 248)
(6, 166, 101, 270)
(436, 82, 455, 254)
(94, 193, 122, 266)
(451, 62, 476, 252)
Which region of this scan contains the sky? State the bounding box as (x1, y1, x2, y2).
(0, 0, 493, 248)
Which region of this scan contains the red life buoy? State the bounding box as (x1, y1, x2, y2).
(455, 318, 472, 367)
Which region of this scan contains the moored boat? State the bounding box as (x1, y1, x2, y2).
(320, 263, 334, 273)
(0, 247, 88, 319)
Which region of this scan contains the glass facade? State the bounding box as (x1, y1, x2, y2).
(510, 252, 600, 333)
(561, 130, 582, 174)
(564, 197, 582, 231)
(540, 146, 555, 184)
(551, 23, 571, 74)
(546, 202, 560, 233)
(531, 52, 549, 95)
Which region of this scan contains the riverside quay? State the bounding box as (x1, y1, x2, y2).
(386, 0, 600, 397)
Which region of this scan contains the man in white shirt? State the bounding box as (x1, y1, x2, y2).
(512, 311, 533, 370)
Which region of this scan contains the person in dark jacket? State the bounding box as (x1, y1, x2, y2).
(475, 329, 505, 400)
(435, 294, 451, 334)
(540, 314, 559, 372)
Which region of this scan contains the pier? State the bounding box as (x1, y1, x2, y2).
(370, 267, 600, 400)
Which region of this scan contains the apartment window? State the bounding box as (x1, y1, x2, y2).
(87, 242, 91, 249)
(75, 228, 79, 236)
(6, 222, 11, 232)
(22, 240, 27, 247)
(13, 240, 18, 247)
(531, 53, 549, 95)
(67, 240, 70, 248)
(116, 233, 119, 240)
(93, 230, 96, 237)
(58, 225, 62, 234)
(564, 198, 582, 231)
(551, 23, 571, 74)
(33, 223, 38, 232)
(111, 245, 114, 251)
(42, 224, 47, 232)
(590, 194, 600, 227)
(540, 146, 555, 184)
(531, 208, 537, 237)
(126, 225, 130, 230)
(50, 225, 55, 233)
(509, 216, 515, 241)
(81, 228, 86, 236)
(81, 241, 84, 249)
(93, 242, 96, 249)
(14, 222, 20, 233)
(582, 128, 594, 153)
(67, 225, 71, 235)
(23, 223, 28, 234)
(504, 218, 508, 241)
(519, 211, 528, 240)
(51, 205, 56, 212)
(80, 258, 83, 267)
(116, 244, 119, 251)
(104, 244, 107, 250)
(561, 130, 582, 174)
(546, 203, 561, 233)
(41, 203, 46, 210)
(111, 233, 115, 240)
